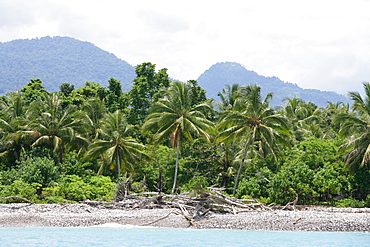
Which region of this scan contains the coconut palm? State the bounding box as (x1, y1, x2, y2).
(0, 92, 37, 162)
(216, 140, 242, 188)
(142, 81, 214, 193)
(28, 93, 88, 162)
(217, 84, 290, 195)
(335, 82, 370, 172)
(0, 91, 25, 119)
(322, 101, 349, 135)
(77, 99, 107, 141)
(0, 117, 37, 161)
(277, 97, 320, 142)
(85, 110, 147, 178)
(217, 84, 246, 111)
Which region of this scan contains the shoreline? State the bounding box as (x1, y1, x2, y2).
(0, 203, 369, 232)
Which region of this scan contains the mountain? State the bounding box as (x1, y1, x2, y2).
(0, 37, 349, 107)
(197, 62, 349, 107)
(0, 36, 136, 94)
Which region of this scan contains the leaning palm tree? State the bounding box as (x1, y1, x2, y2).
(142, 81, 214, 193)
(217, 84, 290, 195)
(85, 110, 148, 178)
(335, 82, 370, 172)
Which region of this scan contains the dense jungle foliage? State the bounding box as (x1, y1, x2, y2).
(0, 62, 369, 207)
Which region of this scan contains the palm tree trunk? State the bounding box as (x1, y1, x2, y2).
(223, 145, 230, 187)
(233, 144, 249, 196)
(117, 151, 121, 179)
(171, 134, 181, 194)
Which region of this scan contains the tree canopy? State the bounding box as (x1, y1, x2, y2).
(0, 66, 369, 207)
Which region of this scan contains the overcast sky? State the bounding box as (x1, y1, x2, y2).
(1, 0, 370, 96)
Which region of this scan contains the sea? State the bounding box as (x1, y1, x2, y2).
(1, 224, 369, 247)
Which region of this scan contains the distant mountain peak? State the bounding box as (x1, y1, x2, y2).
(0, 37, 350, 107)
(0, 36, 136, 94)
(197, 62, 348, 107)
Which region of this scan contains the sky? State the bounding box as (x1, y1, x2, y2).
(1, 0, 370, 96)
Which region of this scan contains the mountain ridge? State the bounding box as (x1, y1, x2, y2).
(197, 62, 349, 107)
(0, 36, 136, 93)
(0, 36, 349, 107)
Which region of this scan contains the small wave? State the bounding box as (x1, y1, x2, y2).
(90, 223, 155, 228)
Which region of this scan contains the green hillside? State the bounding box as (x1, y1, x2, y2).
(0, 36, 136, 94)
(0, 37, 349, 107)
(197, 62, 349, 107)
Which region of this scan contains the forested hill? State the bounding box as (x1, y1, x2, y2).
(0, 36, 349, 107)
(0, 36, 136, 94)
(197, 62, 349, 107)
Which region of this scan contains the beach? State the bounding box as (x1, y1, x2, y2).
(0, 203, 369, 232)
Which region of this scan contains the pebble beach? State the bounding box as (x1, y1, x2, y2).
(0, 203, 369, 232)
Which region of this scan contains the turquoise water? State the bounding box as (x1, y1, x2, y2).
(1, 225, 369, 246)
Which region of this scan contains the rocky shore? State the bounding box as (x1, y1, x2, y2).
(0, 203, 369, 232)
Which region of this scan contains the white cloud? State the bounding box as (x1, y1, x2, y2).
(0, 1, 35, 29)
(137, 10, 189, 33)
(1, 0, 370, 95)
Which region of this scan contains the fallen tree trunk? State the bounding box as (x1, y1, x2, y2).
(282, 193, 299, 211)
(140, 210, 177, 226)
(0, 196, 33, 204)
(83, 187, 274, 227)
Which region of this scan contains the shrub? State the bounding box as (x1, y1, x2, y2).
(268, 162, 317, 205)
(17, 156, 59, 187)
(59, 152, 95, 177)
(134, 145, 176, 193)
(236, 167, 273, 199)
(88, 176, 116, 199)
(0, 180, 40, 202)
(312, 163, 347, 202)
(0, 169, 18, 185)
(40, 187, 66, 204)
(43, 175, 115, 202)
(181, 175, 209, 193)
(335, 197, 366, 208)
(290, 138, 338, 170)
(366, 195, 370, 207)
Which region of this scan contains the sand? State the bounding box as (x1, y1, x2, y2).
(0, 203, 369, 232)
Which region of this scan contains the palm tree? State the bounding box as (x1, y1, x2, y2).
(0, 117, 37, 162)
(85, 110, 147, 178)
(217, 84, 290, 195)
(77, 99, 107, 141)
(28, 93, 88, 162)
(278, 97, 320, 142)
(217, 84, 246, 111)
(142, 81, 214, 193)
(0, 92, 37, 162)
(335, 82, 370, 172)
(322, 101, 349, 135)
(216, 140, 242, 188)
(0, 91, 25, 119)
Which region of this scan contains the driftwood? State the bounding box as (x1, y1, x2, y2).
(83, 187, 272, 214)
(282, 193, 299, 211)
(0, 196, 33, 204)
(293, 217, 302, 224)
(140, 210, 177, 226)
(83, 187, 274, 227)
